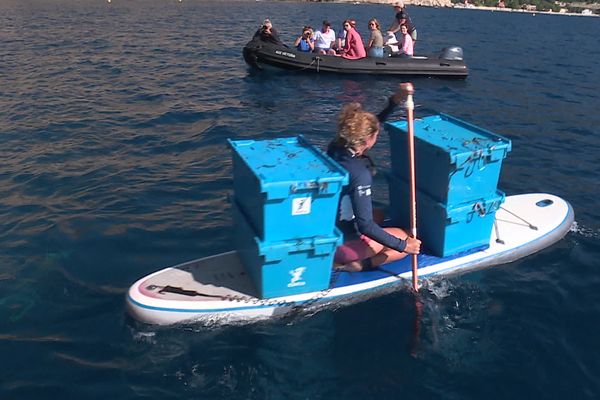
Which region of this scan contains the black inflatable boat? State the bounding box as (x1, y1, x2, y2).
(243, 38, 468, 78)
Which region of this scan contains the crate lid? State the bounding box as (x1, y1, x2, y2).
(386, 113, 512, 165)
(256, 228, 343, 261)
(228, 135, 349, 196)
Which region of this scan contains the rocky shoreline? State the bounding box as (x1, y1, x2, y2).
(316, 0, 599, 15)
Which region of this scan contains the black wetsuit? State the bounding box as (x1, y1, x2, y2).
(327, 97, 407, 253)
(252, 27, 284, 46)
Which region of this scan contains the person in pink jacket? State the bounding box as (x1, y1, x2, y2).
(340, 19, 366, 60)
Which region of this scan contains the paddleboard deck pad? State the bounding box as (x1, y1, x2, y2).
(127, 193, 574, 325)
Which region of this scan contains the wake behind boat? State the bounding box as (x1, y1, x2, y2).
(243, 37, 469, 78)
(127, 193, 573, 325)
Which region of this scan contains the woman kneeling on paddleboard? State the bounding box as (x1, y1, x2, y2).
(327, 85, 421, 272)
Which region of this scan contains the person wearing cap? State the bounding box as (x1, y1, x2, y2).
(313, 20, 336, 55)
(253, 18, 284, 46)
(387, 2, 417, 46)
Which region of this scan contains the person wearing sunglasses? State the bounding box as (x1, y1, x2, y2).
(366, 18, 384, 58)
(338, 19, 366, 60)
(327, 84, 421, 272)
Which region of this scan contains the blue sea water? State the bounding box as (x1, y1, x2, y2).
(1, 0, 599, 398)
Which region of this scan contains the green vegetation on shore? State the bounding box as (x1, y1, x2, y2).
(451, 0, 599, 12)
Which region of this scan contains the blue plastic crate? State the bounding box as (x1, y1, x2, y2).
(233, 200, 342, 299)
(228, 135, 348, 242)
(388, 175, 505, 257)
(386, 113, 511, 205)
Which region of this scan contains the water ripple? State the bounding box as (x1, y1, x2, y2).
(1, 1, 599, 399)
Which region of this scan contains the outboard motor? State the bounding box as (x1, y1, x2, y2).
(243, 38, 263, 69)
(440, 46, 464, 61)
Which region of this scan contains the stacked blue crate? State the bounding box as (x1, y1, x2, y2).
(232, 202, 343, 298)
(385, 114, 512, 257)
(389, 175, 505, 257)
(228, 136, 348, 299)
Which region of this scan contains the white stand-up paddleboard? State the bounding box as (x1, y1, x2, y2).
(126, 193, 573, 325)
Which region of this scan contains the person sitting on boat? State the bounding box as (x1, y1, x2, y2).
(294, 26, 315, 52)
(338, 19, 366, 60)
(253, 18, 284, 46)
(397, 24, 414, 58)
(333, 22, 347, 54)
(313, 20, 336, 55)
(387, 2, 417, 47)
(365, 18, 384, 58)
(327, 85, 421, 272)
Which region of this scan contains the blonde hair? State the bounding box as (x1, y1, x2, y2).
(336, 103, 379, 149)
(368, 18, 380, 30)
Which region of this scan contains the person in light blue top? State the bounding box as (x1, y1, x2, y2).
(294, 26, 315, 52)
(333, 21, 347, 54)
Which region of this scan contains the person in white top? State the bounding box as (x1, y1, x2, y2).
(313, 20, 337, 55)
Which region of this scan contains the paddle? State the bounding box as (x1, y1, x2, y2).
(400, 82, 419, 292)
(398, 82, 422, 356)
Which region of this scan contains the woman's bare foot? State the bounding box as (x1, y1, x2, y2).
(335, 260, 363, 272)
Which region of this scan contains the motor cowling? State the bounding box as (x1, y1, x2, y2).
(440, 46, 464, 61)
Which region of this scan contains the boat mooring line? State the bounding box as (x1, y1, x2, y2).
(500, 206, 538, 230)
(493, 219, 505, 244)
(293, 57, 319, 73)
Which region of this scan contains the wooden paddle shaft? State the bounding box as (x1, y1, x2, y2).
(402, 83, 419, 292)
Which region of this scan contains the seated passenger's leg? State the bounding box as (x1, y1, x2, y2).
(334, 227, 409, 271)
(370, 227, 410, 267)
